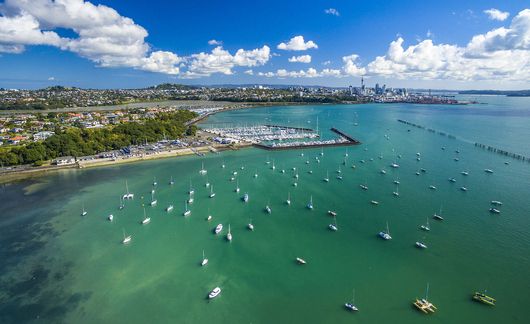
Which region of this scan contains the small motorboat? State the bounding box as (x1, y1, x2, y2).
(489, 208, 500, 214)
(327, 210, 337, 217)
(208, 287, 221, 299)
(415, 241, 428, 249)
(214, 224, 223, 234)
(296, 257, 307, 264)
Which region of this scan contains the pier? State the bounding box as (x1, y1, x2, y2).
(330, 128, 361, 144)
(398, 119, 529, 163)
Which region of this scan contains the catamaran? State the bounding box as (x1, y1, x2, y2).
(208, 287, 221, 299)
(199, 162, 207, 175)
(201, 250, 208, 266)
(433, 206, 444, 220)
(378, 222, 392, 240)
(81, 202, 87, 216)
(473, 291, 496, 306)
(122, 229, 131, 244)
(413, 283, 437, 314)
(123, 180, 134, 199)
(209, 185, 216, 198)
(345, 289, 359, 312)
(420, 218, 430, 231)
(286, 192, 291, 205)
(141, 207, 151, 225)
(214, 224, 223, 234)
(226, 224, 232, 241)
(183, 201, 191, 216)
(307, 196, 313, 210)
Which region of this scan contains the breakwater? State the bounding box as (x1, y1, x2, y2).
(253, 127, 360, 151)
(398, 119, 529, 163)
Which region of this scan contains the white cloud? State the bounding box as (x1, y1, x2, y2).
(182, 46, 270, 78)
(208, 39, 222, 45)
(322, 60, 331, 65)
(244, 69, 254, 75)
(47, 76, 55, 81)
(277, 36, 318, 51)
(484, 8, 510, 21)
(342, 54, 367, 76)
(259, 67, 342, 78)
(366, 10, 530, 82)
(324, 8, 340, 16)
(426, 30, 434, 38)
(288, 55, 311, 63)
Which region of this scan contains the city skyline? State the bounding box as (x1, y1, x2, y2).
(0, 0, 529, 90)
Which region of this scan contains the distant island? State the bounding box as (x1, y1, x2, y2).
(459, 90, 530, 97)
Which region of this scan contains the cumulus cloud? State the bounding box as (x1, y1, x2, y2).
(182, 46, 270, 78)
(208, 39, 222, 45)
(342, 54, 367, 76)
(484, 8, 510, 21)
(288, 54, 311, 63)
(277, 36, 318, 51)
(258, 67, 342, 78)
(244, 69, 254, 75)
(324, 8, 340, 16)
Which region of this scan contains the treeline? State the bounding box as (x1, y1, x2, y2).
(0, 110, 197, 166)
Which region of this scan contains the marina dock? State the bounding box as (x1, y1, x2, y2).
(254, 127, 361, 150)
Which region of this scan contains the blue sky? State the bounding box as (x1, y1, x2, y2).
(0, 0, 528, 89)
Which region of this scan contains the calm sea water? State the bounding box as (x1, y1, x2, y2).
(1, 96, 529, 323)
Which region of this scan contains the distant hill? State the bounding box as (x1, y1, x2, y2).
(148, 83, 198, 90)
(459, 90, 530, 97)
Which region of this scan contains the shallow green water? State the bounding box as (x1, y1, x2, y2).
(1, 97, 530, 323)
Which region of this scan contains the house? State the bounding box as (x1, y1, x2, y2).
(8, 135, 27, 145)
(33, 131, 55, 141)
(53, 156, 76, 166)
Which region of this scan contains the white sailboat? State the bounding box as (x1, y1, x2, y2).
(226, 224, 232, 241)
(150, 191, 157, 206)
(378, 222, 392, 240)
(122, 229, 131, 244)
(81, 202, 87, 216)
(209, 185, 216, 198)
(188, 191, 194, 204)
(141, 207, 151, 225)
(420, 218, 430, 231)
(166, 204, 174, 212)
(235, 179, 240, 193)
(169, 176, 175, 185)
(243, 192, 249, 203)
(248, 218, 254, 231)
(323, 170, 329, 182)
(433, 206, 444, 221)
(265, 201, 272, 214)
(152, 177, 157, 186)
(199, 162, 207, 175)
(286, 192, 291, 205)
(307, 195, 314, 210)
(108, 214, 113, 221)
(201, 250, 208, 266)
(189, 179, 195, 194)
(183, 201, 191, 216)
(345, 289, 359, 312)
(119, 197, 124, 210)
(393, 184, 400, 197)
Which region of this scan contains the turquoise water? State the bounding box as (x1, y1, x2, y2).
(1, 97, 530, 323)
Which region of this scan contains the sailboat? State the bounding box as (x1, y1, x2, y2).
(201, 250, 208, 266)
(188, 192, 194, 204)
(345, 289, 359, 311)
(152, 177, 157, 186)
(420, 218, 430, 231)
(209, 185, 216, 198)
(108, 214, 113, 221)
(235, 179, 240, 193)
(323, 170, 329, 182)
(205, 176, 210, 188)
(248, 218, 254, 231)
(226, 224, 232, 241)
(81, 202, 87, 216)
(328, 216, 338, 231)
(119, 197, 124, 210)
(243, 192, 249, 203)
(271, 160, 276, 170)
(320, 147, 324, 156)
(183, 201, 191, 216)
(254, 170, 258, 178)
(189, 179, 195, 195)
(265, 201, 272, 214)
(122, 229, 132, 244)
(307, 196, 314, 210)
(199, 162, 207, 175)
(123, 180, 134, 199)
(150, 191, 157, 206)
(166, 204, 174, 212)
(286, 192, 291, 205)
(413, 283, 437, 314)
(393, 185, 400, 197)
(378, 222, 392, 240)
(169, 176, 175, 185)
(433, 206, 444, 221)
(141, 207, 151, 225)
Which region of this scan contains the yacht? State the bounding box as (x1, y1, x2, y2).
(415, 170, 421, 176)
(371, 200, 379, 205)
(183, 201, 191, 216)
(296, 257, 307, 264)
(201, 250, 208, 266)
(286, 192, 291, 205)
(491, 201, 503, 206)
(433, 206, 444, 220)
(420, 219, 430, 231)
(360, 184, 368, 190)
(243, 193, 249, 203)
(328, 217, 338, 231)
(461, 171, 469, 176)
(235, 180, 240, 193)
(308, 170, 313, 174)
(429, 185, 437, 190)
(81, 203, 87, 216)
(337, 165, 342, 174)
(378, 222, 392, 240)
(108, 214, 113, 222)
(454, 157, 460, 162)
(489, 208, 501, 214)
(328, 210, 337, 217)
(248, 218, 254, 231)
(420, 168, 426, 173)
(307, 196, 314, 210)
(214, 224, 223, 234)
(393, 185, 400, 197)
(226, 224, 232, 241)
(460, 186, 468, 192)
(208, 287, 221, 299)
(166, 205, 174, 212)
(254, 172, 258, 178)
(189, 180, 195, 195)
(380, 169, 386, 175)
(281, 169, 286, 173)
(323, 171, 329, 182)
(293, 182, 298, 187)
(393, 179, 400, 185)
(448, 177, 456, 183)
(345, 289, 359, 312)
(484, 169, 494, 174)
(188, 192, 194, 204)
(390, 163, 400, 168)
(169, 176, 175, 185)
(415, 241, 428, 249)
(265, 204, 272, 214)
(152, 177, 157, 186)
(122, 229, 132, 244)
(119, 197, 124, 210)
(141, 208, 151, 225)
(209, 185, 216, 198)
